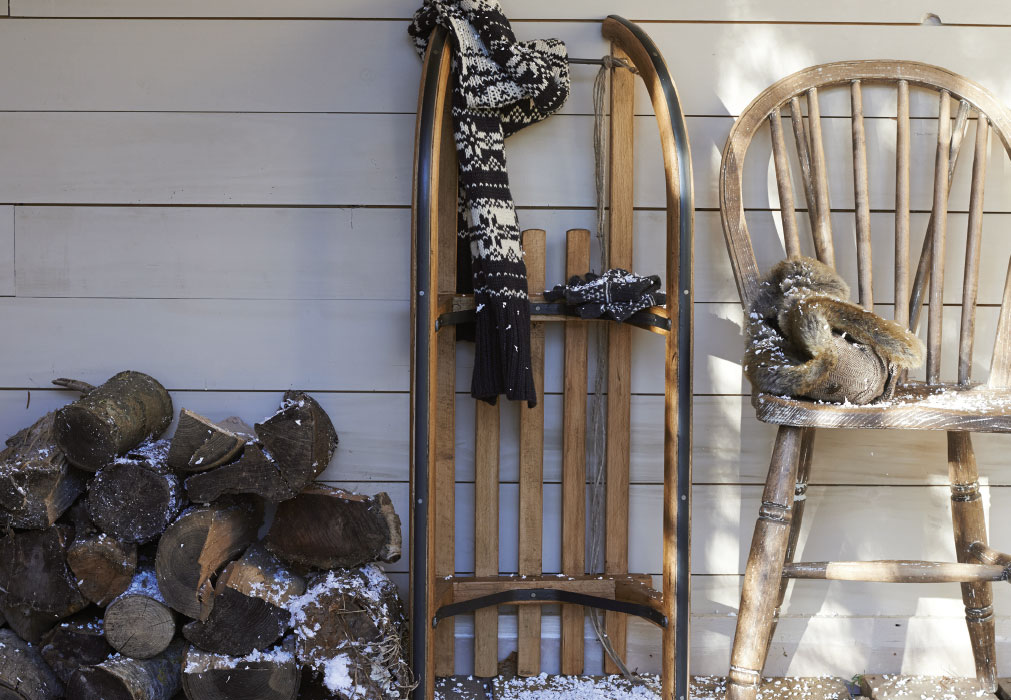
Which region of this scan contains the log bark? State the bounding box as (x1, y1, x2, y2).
(0, 627, 64, 700)
(0, 526, 88, 621)
(40, 611, 111, 683)
(290, 566, 409, 700)
(255, 392, 338, 492)
(0, 411, 84, 530)
(168, 412, 250, 474)
(182, 544, 304, 656)
(67, 533, 138, 606)
(67, 638, 184, 700)
(54, 371, 173, 471)
(87, 443, 182, 543)
(181, 636, 300, 700)
(0, 605, 61, 646)
(105, 569, 176, 659)
(155, 504, 260, 619)
(184, 445, 296, 504)
(264, 485, 401, 570)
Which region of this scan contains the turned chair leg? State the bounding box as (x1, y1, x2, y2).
(727, 425, 805, 700)
(775, 429, 816, 613)
(948, 432, 998, 692)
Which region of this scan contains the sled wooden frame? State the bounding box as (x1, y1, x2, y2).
(410, 15, 694, 700)
(719, 61, 1011, 700)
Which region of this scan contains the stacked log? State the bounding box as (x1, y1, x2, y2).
(0, 378, 408, 700)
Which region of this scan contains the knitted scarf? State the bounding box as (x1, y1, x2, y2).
(409, 0, 570, 407)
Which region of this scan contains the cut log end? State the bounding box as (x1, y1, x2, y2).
(168, 410, 248, 473)
(67, 638, 184, 700)
(181, 637, 300, 700)
(255, 392, 338, 494)
(105, 588, 176, 659)
(87, 450, 182, 543)
(40, 612, 111, 683)
(67, 534, 138, 607)
(184, 445, 296, 504)
(0, 627, 64, 700)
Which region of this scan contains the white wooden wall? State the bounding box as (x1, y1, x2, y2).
(6, 0, 1011, 680)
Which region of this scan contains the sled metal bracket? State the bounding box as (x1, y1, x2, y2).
(433, 588, 668, 628)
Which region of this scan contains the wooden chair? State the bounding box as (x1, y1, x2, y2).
(719, 61, 1011, 699)
(410, 15, 693, 700)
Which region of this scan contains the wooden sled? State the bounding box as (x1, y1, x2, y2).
(410, 15, 694, 700)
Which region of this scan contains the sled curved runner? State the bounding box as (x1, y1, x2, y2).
(410, 15, 694, 700)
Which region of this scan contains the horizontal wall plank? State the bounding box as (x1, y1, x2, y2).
(451, 483, 1005, 577)
(0, 297, 409, 391)
(448, 613, 1011, 677)
(8, 0, 1006, 25)
(0, 390, 407, 481)
(14, 206, 411, 300)
(3, 22, 1010, 118)
(1, 114, 1008, 215)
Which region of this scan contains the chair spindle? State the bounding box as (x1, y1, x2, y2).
(789, 95, 818, 231)
(806, 87, 835, 266)
(958, 117, 990, 385)
(927, 91, 952, 384)
(769, 108, 801, 258)
(895, 80, 911, 328)
(851, 80, 873, 309)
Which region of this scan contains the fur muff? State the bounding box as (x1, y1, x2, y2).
(744, 256, 924, 404)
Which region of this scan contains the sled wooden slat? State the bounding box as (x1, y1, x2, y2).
(719, 59, 1011, 700)
(604, 41, 635, 675)
(960, 117, 989, 385)
(413, 16, 693, 699)
(927, 91, 952, 385)
(473, 399, 500, 678)
(561, 229, 590, 676)
(518, 229, 546, 677)
(895, 80, 910, 328)
(769, 109, 800, 259)
(850, 80, 873, 309)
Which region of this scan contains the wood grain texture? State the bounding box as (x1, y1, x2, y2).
(959, 118, 990, 384)
(928, 92, 952, 383)
(560, 229, 589, 675)
(769, 109, 800, 258)
(851, 80, 873, 309)
(806, 87, 835, 267)
(895, 80, 911, 327)
(473, 399, 500, 678)
(517, 229, 546, 676)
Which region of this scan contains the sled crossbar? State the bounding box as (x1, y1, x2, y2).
(410, 14, 694, 700)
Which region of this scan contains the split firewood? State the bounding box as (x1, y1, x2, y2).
(87, 441, 183, 543)
(67, 532, 138, 606)
(53, 371, 173, 472)
(183, 544, 304, 656)
(181, 636, 300, 700)
(264, 485, 401, 570)
(289, 566, 410, 700)
(168, 411, 251, 473)
(40, 611, 111, 683)
(67, 637, 184, 700)
(0, 604, 62, 645)
(184, 444, 296, 504)
(155, 503, 260, 619)
(0, 526, 88, 622)
(0, 627, 64, 700)
(0, 411, 85, 530)
(255, 391, 338, 492)
(105, 568, 177, 659)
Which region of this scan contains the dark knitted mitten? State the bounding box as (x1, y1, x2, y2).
(545, 268, 666, 322)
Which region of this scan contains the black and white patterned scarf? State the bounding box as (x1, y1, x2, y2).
(409, 0, 570, 407)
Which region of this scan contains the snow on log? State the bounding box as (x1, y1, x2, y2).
(104, 568, 176, 659)
(0, 627, 64, 700)
(288, 565, 411, 700)
(87, 441, 182, 543)
(264, 485, 400, 571)
(155, 503, 260, 619)
(40, 612, 111, 683)
(67, 638, 184, 700)
(182, 544, 303, 656)
(181, 636, 300, 700)
(0, 411, 84, 530)
(54, 371, 173, 472)
(168, 411, 250, 474)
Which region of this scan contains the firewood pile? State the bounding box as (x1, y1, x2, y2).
(0, 371, 409, 700)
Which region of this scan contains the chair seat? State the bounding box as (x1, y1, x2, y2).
(753, 382, 1011, 431)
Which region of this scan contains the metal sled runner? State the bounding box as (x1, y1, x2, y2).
(410, 16, 693, 700)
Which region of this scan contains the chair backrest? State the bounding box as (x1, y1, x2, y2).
(720, 60, 1011, 388)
